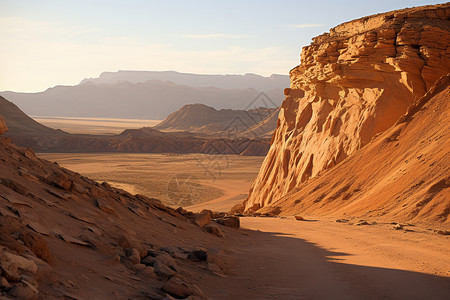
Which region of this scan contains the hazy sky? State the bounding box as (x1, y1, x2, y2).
(0, 0, 443, 92)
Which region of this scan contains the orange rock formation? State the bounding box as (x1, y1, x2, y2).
(245, 4, 450, 210)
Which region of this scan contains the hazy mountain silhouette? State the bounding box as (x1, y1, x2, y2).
(2, 72, 288, 120)
(80, 70, 289, 91)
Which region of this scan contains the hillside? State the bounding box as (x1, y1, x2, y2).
(0, 96, 64, 135)
(0, 118, 247, 299)
(154, 103, 278, 138)
(0, 95, 270, 155)
(2, 74, 286, 120)
(245, 3, 450, 216)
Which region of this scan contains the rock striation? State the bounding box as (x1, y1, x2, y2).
(245, 3, 450, 210)
(257, 73, 450, 223)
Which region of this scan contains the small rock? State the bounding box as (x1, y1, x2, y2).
(161, 294, 177, 300)
(199, 209, 214, 218)
(1, 276, 11, 289)
(139, 266, 157, 280)
(73, 183, 87, 194)
(245, 203, 261, 214)
(3, 252, 38, 274)
(0, 262, 20, 282)
(132, 263, 146, 272)
(153, 261, 176, 279)
(193, 211, 211, 228)
(125, 248, 141, 265)
(21, 274, 39, 293)
(336, 219, 349, 223)
(188, 249, 207, 262)
(95, 199, 116, 214)
(162, 277, 203, 298)
(50, 172, 73, 191)
(145, 289, 165, 300)
(204, 224, 224, 237)
(213, 216, 240, 229)
(294, 215, 304, 221)
(53, 229, 89, 247)
(355, 220, 370, 226)
(175, 207, 189, 216)
(434, 230, 450, 235)
(26, 221, 50, 236)
(141, 255, 156, 266)
(0, 178, 29, 196)
(207, 263, 225, 276)
(155, 253, 177, 269)
(8, 282, 38, 299)
(160, 246, 188, 259)
(229, 203, 245, 215)
(394, 224, 404, 230)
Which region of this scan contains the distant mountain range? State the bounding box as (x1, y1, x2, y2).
(81, 70, 289, 91)
(2, 71, 288, 120)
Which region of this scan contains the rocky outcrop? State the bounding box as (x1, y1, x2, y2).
(257, 73, 450, 223)
(246, 3, 450, 209)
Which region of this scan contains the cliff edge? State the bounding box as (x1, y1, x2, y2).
(245, 3, 450, 210)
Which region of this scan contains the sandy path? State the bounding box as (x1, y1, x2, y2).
(203, 217, 450, 299)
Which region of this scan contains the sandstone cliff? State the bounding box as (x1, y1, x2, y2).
(245, 3, 450, 210)
(258, 73, 450, 223)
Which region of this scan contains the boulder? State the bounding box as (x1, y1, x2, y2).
(153, 261, 176, 279)
(193, 211, 211, 228)
(204, 224, 224, 237)
(213, 216, 240, 229)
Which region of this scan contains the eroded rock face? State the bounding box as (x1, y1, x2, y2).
(245, 4, 450, 210)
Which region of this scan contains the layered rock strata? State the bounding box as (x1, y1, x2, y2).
(246, 4, 450, 209)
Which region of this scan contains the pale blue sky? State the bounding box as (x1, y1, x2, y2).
(0, 0, 444, 91)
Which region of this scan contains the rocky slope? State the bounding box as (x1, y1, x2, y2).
(245, 3, 450, 211)
(0, 96, 63, 135)
(0, 120, 242, 299)
(154, 103, 278, 138)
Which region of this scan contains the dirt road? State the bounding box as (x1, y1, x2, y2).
(202, 217, 450, 299)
